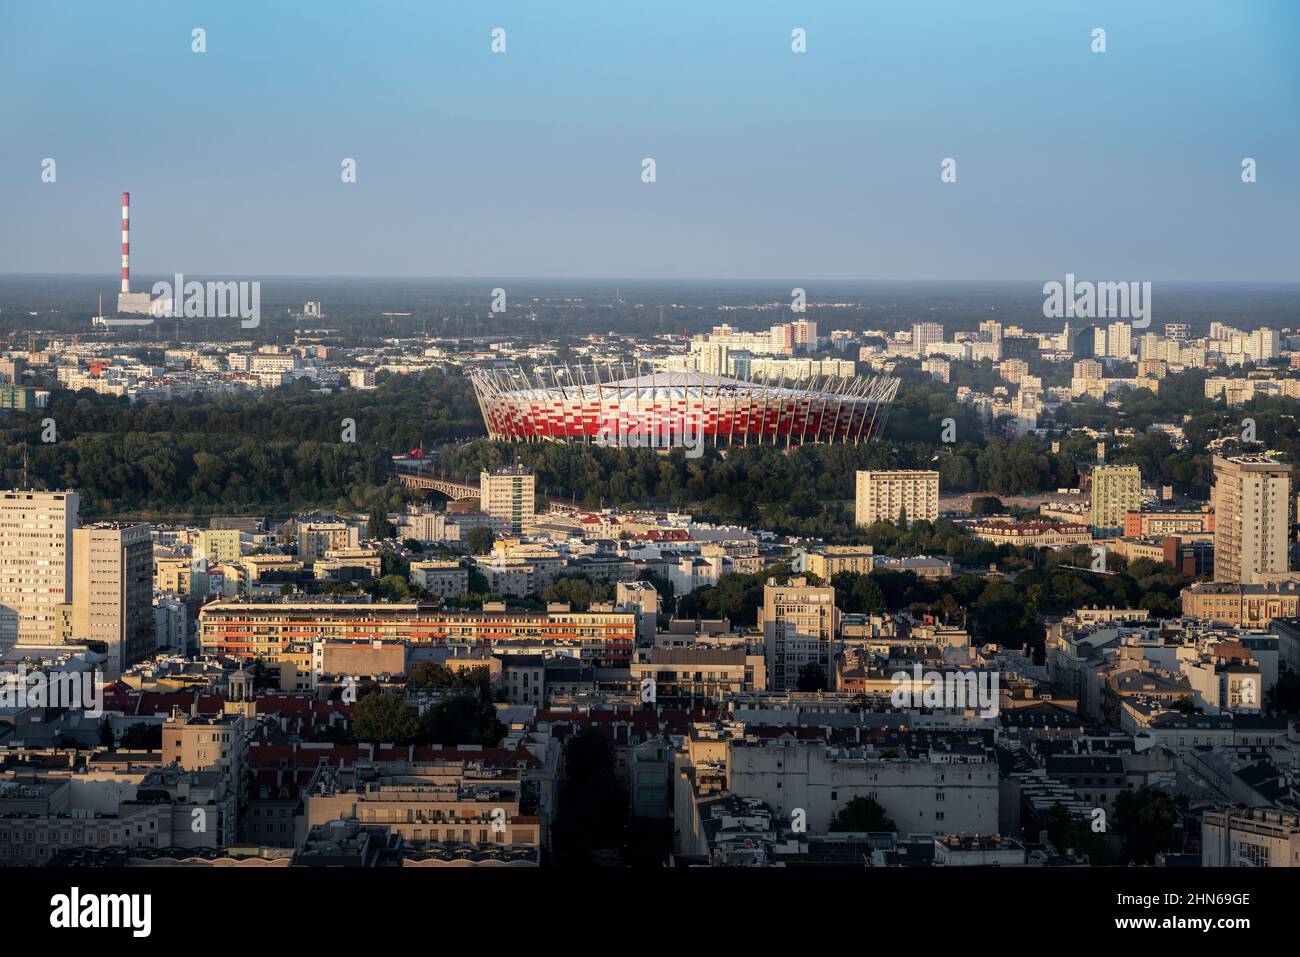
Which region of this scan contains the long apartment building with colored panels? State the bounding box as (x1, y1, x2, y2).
(198, 600, 636, 666)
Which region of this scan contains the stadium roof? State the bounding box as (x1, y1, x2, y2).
(471, 365, 895, 400)
(605, 370, 737, 388)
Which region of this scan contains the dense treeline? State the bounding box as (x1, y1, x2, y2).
(7, 357, 1295, 525)
(440, 430, 1079, 539)
(0, 370, 480, 516)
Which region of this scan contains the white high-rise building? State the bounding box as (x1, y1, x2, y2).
(1106, 321, 1132, 360)
(480, 465, 536, 536)
(1093, 326, 1108, 358)
(792, 319, 818, 351)
(855, 470, 939, 527)
(1253, 328, 1280, 362)
(689, 340, 731, 375)
(1213, 455, 1292, 584)
(0, 490, 79, 649)
(760, 577, 838, 692)
(72, 522, 153, 675)
(911, 322, 944, 357)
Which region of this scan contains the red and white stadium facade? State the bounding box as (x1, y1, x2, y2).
(470, 366, 900, 448)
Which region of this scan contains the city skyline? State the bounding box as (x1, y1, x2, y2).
(4, 0, 1299, 930)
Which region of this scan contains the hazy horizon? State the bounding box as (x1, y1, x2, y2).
(5, 0, 1299, 281)
(4, 274, 1297, 336)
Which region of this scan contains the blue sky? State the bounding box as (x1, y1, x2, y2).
(2, 0, 1297, 280)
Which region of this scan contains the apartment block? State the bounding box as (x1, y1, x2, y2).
(199, 600, 636, 666)
(298, 522, 359, 562)
(162, 712, 247, 793)
(480, 465, 535, 536)
(1212, 454, 1292, 584)
(0, 384, 37, 411)
(0, 769, 235, 866)
(616, 580, 661, 645)
(911, 322, 944, 357)
(1090, 465, 1141, 534)
(726, 739, 998, 837)
(409, 560, 469, 598)
(154, 556, 194, 596)
(400, 508, 463, 544)
(630, 646, 766, 697)
(303, 761, 540, 864)
(154, 596, 189, 654)
(195, 528, 242, 564)
(71, 522, 153, 674)
(0, 490, 78, 649)
(1123, 506, 1213, 538)
(760, 577, 838, 692)
(855, 470, 939, 527)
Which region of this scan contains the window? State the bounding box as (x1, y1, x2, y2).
(1239, 842, 1269, 867)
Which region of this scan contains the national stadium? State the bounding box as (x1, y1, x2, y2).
(470, 365, 900, 449)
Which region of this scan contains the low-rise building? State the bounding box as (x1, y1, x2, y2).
(970, 520, 1092, 548)
(1182, 581, 1300, 627)
(797, 545, 875, 580)
(1203, 806, 1300, 867)
(410, 561, 469, 599)
(302, 760, 540, 865)
(630, 646, 766, 698)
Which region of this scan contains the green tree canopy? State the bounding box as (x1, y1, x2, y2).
(543, 575, 612, 611)
(829, 796, 897, 832)
(467, 526, 496, 556)
(418, 695, 504, 747)
(353, 691, 420, 744)
(1113, 787, 1179, 864)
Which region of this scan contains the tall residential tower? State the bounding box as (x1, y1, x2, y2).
(480, 465, 536, 536)
(760, 577, 839, 692)
(0, 490, 79, 648)
(1091, 465, 1141, 535)
(1213, 454, 1292, 584)
(72, 522, 154, 675)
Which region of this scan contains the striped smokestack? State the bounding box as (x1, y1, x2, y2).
(120, 191, 130, 295)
